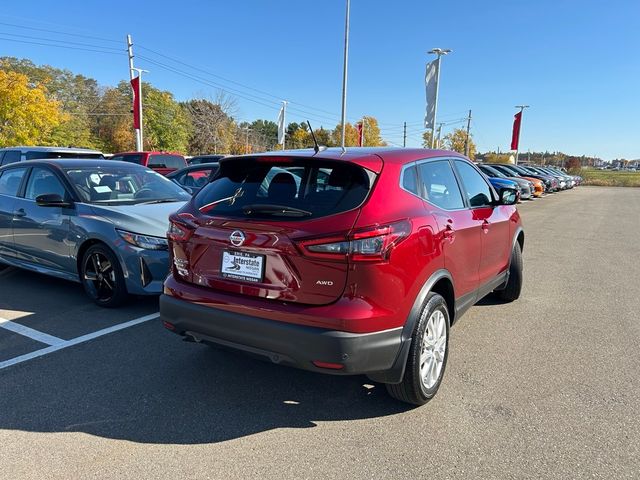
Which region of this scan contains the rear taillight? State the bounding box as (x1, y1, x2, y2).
(299, 220, 412, 263)
(167, 213, 196, 242)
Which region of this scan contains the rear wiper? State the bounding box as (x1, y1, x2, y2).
(242, 204, 312, 217)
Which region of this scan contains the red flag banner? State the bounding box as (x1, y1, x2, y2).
(356, 122, 363, 147)
(131, 76, 141, 130)
(511, 111, 522, 150)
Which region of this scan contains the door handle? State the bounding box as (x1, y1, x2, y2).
(443, 224, 455, 240)
(13, 208, 27, 218)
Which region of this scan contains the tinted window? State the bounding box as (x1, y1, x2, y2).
(25, 151, 103, 160)
(25, 168, 67, 200)
(176, 168, 216, 188)
(194, 158, 373, 220)
(121, 154, 144, 165)
(0, 168, 28, 196)
(402, 164, 419, 195)
(2, 150, 22, 165)
(148, 154, 185, 169)
(417, 160, 464, 210)
(454, 160, 493, 207)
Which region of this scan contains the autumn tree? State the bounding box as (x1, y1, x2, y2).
(183, 94, 237, 154)
(422, 130, 434, 148)
(360, 116, 386, 146)
(0, 69, 65, 146)
(484, 153, 513, 164)
(444, 128, 477, 159)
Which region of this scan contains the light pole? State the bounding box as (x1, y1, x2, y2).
(131, 67, 148, 151)
(514, 105, 529, 164)
(340, 0, 351, 151)
(427, 48, 451, 149)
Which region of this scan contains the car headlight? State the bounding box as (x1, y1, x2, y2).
(117, 229, 168, 250)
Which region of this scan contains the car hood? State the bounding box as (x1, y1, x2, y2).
(507, 176, 530, 187)
(89, 202, 186, 237)
(488, 177, 518, 188)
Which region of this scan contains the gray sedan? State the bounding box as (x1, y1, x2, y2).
(0, 159, 190, 307)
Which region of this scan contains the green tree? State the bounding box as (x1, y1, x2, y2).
(143, 84, 191, 152)
(0, 69, 65, 146)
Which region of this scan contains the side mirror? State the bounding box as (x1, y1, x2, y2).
(35, 193, 73, 208)
(498, 187, 519, 205)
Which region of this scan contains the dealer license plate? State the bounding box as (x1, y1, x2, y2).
(221, 250, 265, 283)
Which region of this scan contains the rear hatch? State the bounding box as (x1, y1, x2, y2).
(171, 156, 378, 305)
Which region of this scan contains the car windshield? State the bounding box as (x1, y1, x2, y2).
(64, 165, 191, 205)
(480, 165, 506, 178)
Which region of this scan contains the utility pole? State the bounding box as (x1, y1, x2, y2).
(340, 0, 351, 151)
(126, 35, 142, 151)
(427, 48, 451, 148)
(514, 105, 529, 165)
(464, 109, 472, 157)
(403, 121, 407, 147)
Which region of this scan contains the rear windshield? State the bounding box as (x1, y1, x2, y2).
(194, 158, 375, 220)
(148, 154, 185, 169)
(25, 151, 104, 160)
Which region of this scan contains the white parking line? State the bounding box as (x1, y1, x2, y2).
(0, 318, 66, 346)
(0, 312, 159, 371)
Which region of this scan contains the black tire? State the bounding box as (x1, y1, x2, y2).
(497, 242, 523, 302)
(81, 244, 128, 308)
(386, 292, 450, 406)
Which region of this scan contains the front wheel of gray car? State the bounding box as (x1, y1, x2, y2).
(81, 244, 128, 308)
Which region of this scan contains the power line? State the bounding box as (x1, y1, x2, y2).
(0, 35, 123, 55)
(0, 20, 121, 44)
(0, 31, 122, 51)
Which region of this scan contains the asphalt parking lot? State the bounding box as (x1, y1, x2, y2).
(1, 186, 639, 479)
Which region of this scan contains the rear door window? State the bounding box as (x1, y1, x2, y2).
(194, 158, 374, 219)
(417, 160, 465, 210)
(0, 167, 28, 196)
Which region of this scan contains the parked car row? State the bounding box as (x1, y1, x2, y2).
(477, 162, 582, 200)
(1, 146, 536, 405)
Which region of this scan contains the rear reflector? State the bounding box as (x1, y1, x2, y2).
(162, 321, 176, 331)
(312, 361, 344, 370)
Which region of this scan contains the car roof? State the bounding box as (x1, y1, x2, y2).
(113, 151, 184, 156)
(0, 158, 147, 170)
(0, 146, 103, 154)
(223, 147, 467, 173)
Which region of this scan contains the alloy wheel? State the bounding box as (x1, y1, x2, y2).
(420, 309, 447, 389)
(84, 252, 116, 302)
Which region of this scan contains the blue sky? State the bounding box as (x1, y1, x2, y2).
(1, 0, 638, 159)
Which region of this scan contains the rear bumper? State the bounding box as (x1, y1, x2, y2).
(160, 294, 404, 376)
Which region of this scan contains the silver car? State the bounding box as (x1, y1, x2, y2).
(0, 159, 190, 307)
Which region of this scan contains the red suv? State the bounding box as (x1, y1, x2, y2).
(110, 151, 187, 176)
(160, 148, 524, 405)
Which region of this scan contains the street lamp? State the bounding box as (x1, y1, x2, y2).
(427, 48, 451, 148)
